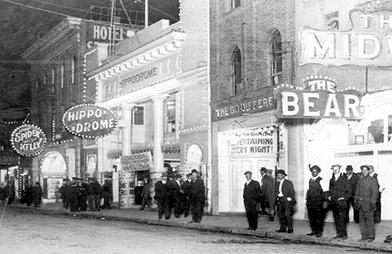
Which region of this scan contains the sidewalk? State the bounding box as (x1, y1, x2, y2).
(13, 202, 392, 252)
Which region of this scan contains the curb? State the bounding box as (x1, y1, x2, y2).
(15, 206, 392, 252)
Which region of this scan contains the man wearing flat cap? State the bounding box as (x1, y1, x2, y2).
(344, 165, 359, 223)
(275, 169, 296, 233)
(328, 164, 352, 240)
(306, 165, 327, 237)
(355, 165, 379, 242)
(243, 170, 262, 230)
(259, 167, 275, 221)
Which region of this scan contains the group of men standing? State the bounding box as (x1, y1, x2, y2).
(154, 169, 205, 223)
(60, 177, 112, 213)
(242, 164, 382, 242)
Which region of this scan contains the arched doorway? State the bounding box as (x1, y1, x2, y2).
(40, 151, 67, 200)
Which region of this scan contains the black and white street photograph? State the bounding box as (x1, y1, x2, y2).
(1, 0, 392, 253)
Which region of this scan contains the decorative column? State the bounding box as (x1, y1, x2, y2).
(151, 94, 167, 182)
(121, 103, 134, 156)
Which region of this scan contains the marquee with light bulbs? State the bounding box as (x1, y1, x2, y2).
(10, 124, 47, 157)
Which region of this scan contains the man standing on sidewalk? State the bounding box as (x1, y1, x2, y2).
(154, 172, 170, 220)
(189, 169, 205, 223)
(355, 165, 379, 242)
(344, 165, 359, 223)
(275, 169, 296, 233)
(260, 167, 275, 221)
(306, 165, 326, 237)
(243, 170, 262, 230)
(369, 165, 382, 224)
(328, 164, 351, 240)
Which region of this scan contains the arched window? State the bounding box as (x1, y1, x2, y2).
(270, 29, 282, 86)
(232, 46, 242, 95)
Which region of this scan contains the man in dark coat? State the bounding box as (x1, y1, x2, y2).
(172, 173, 185, 218)
(275, 169, 296, 233)
(60, 179, 70, 209)
(91, 178, 102, 211)
(243, 170, 262, 230)
(69, 179, 80, 213)
(140, 177, 152, 210)
(355, 165, 379, 242)
(154, 173, 171, 220)
(102, 179, 112, 209)
(33, 182, 43, 208)
(260, 167, 275, 221)
(182, 173, 192, 218)
(344, 165, 359, 223)
(306, 165, 326, 237)
(189, 169, 205, 223)
(327, 164, 352, 240)
(369, 165, 382, 223)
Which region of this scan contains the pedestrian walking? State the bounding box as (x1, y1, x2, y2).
(69, 179, 80, 213)
(140, 177, 152, 210)
(54, 181, 61, 203)
(355, 165, 379, 242)
(344, 165, 359, 223)
(260, 167, 275, 221)
(306, 165, 327, 237)
(189, 169, 205, 223)
(369, 165, 382, 223)
(154, 173, 171, 220)
(172, 173, 185, 218)
(275, 169, 296, 233)
(243, 170, 262, 230)
(60, 179, 70, 209)
(182, 173, 192, 218)
(91, 178, 102, 211)
(101, 179, 112, 209)
(327, 164, 351, 240)
(33, 182, 43, 208)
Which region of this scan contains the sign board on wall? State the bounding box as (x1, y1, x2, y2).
(299, 10, 392, 66)
(211, 86, 275, 121)
(62, 104, 117, 139)
(274, 77, 362, 120)
(86, 22, 134, 48)
(10, 124, 47, 157)
(121, 152, 153, 172)
(229, 129, 276, 157)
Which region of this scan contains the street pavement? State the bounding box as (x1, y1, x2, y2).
(8, 202, 392, 252)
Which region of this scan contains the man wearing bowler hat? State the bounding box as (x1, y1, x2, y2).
(243, 170, 262, 230)
(189, 169, 205, 223)
(327, 164, 352, 240)
(275, 169, 296, 233)
(260, 167, 275, 221)
(344, 165, 359, 223)
(355, 165, 379, 242)
(306, 165, 327, 237)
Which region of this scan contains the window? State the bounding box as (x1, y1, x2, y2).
(230, 0, 240, 10)
(71, 56, 76, 84)
(166, 95, 176, 133)
(270, 29, 282, 86)
(368, 119, 384, 143)
(232, 46, 242, 95)
(133, 106, 144, 125)
(60, 64, 64, 89)
(51, 69, 55, 84)
(326, 11, 339, 30)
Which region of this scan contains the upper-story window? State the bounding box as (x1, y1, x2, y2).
(230, 0, 240, 10)
(270, 29, 282, 86)
(133, 106, 144, 125)
(71, 56, 76, 84)
(232, 46, 242, 95)
(166, 95, 176, 133)
(60, 64, 64, 89)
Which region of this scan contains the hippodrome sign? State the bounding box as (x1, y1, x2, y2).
(62, 104, 117, 139)
(299, 10, 392, 66)
(11, 124, 47, 157)
(274, 76, 362, 120)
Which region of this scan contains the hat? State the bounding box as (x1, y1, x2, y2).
(360, 165, 370, 171)
(276, 169, 287, 176)
(260, 167, 268, 173)
(244, 170, 252, 175)
(345, 165, 354, 171)
(330, 164, 341, 169)
(191, 169, 198, 174)
(175, 173, 182, 179)
(310, 165, 321, 173)
(186, 173, 192, 178)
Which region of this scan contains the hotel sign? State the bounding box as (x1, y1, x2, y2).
(212, 86, 275, 121)
(274, 77, 362, 120)
(299, 10, 392, 66)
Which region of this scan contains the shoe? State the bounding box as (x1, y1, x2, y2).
(316, 233, 322, 238)
(332, 235, 341, 240)
(341, 235, 348, 240)
(367, 238, 375, 242)
(187, 221, 194, 224)
(359, 238, 367, 242)
(276, 229, 286, 233)
(139, 208, 144, 210)
(287, 229, 294, 234)
(269, 217, 274, 221)
(307, 232, 317, 236)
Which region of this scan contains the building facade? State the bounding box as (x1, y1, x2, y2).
(210, 0, 295, 214)
(88, 0, 210, 208)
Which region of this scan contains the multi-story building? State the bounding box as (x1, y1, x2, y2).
(87, 0, 210, 208)
(210, 0, 295, 214)
(22, 16, 141, 199)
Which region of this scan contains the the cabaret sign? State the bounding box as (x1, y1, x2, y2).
(62, 104, 117, 139)
(230, 129, 275, 156)
(11, 124, 47, 157)
(299, 10, 392, 66)
(274, 76, 362, 120)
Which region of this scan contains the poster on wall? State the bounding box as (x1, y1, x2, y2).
(118, 171, 134, 208)
(10, 124, 47, 157)
(229, 129, 276, 157)
(121, 152, 153, 171)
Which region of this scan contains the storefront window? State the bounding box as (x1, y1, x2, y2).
(388, 115, 392, 142)
(368, 119, 384, 143)
(166, 96, 176, 133)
